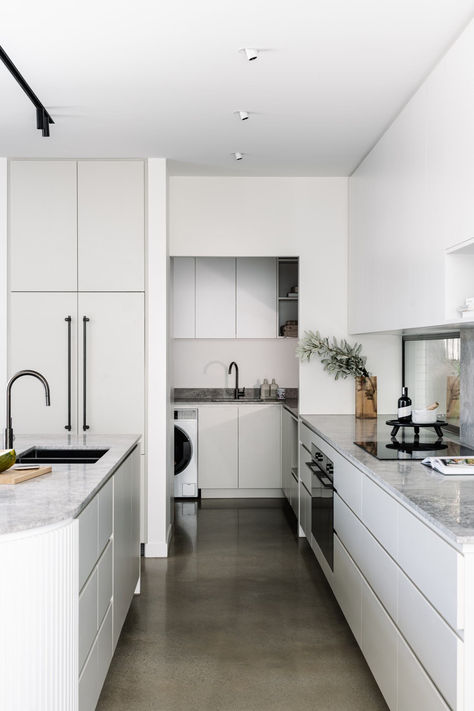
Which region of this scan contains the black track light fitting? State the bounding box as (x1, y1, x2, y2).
(0, 44, 54, 137)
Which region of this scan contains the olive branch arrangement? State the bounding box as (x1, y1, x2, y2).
(296, 330, 374, 388)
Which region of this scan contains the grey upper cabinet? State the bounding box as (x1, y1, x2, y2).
(9, 161, 78, 292)
(236, 257, 276, 338)
(78, 161, 145, 292)
(195, 257, 236, 338)
(8, 160, 145, 294)
(172, 256, 278, 338)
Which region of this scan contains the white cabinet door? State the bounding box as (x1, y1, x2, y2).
(77, 161, 145, 291)
(361, 581, 397, 711)
(78, 293, 144, 444)
(198, 406, 238, 488)
(9, 160, 77, 292)
(8, 292, 78, 435)
(236, 258, 276, 338)
(113, 446, 140, 649)
(238, 405, 281, 488)
(195, 258, 235, 338)
(172, 257, 195, 338)
(333, 537, 363, 646)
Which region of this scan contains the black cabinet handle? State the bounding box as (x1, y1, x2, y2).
(65, 316, 72, 431)
(82, 316, 90, 431)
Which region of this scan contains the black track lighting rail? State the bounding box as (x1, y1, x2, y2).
(0, 44, 54, 137)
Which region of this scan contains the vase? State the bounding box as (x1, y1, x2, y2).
(355, 376, 377, 419)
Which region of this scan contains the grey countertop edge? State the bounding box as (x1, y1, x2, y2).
(299, 415, 474, 548)
(174, 399, 299, 419)
(0, 434, 141, 537)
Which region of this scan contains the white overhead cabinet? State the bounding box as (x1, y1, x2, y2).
(172, 256, 280, 338)
(236, 258, 276, 338)
(78, 161, 145, 291)
(9, 160, 78, 292)
(172, 257, 195, 338)
(9, 159, 145, 293)
(195, 257, 236, 338)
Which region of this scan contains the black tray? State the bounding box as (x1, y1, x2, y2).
(386, 419, 448, 439)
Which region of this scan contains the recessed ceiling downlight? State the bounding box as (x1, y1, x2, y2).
(238, 111, 249, 121)
(243, 48, 258, 61)
(233, 152, 244, 161)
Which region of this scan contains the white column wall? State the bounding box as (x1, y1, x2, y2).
(145, 158, 173, 557)
(0, 158, 7, 432)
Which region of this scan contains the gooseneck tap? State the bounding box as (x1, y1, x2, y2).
(228, 361, 245, 400)
(4, 370, 51, 449)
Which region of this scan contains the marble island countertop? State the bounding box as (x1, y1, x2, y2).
(0, 433, 140, 536)
(300, 414, 474, 546)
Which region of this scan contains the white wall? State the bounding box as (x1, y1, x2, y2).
(0, 158, 7, 430)
(169, 177, 401, 414)
(146, 158, 173, 557)
(349, 19, 474, 333)
(173, 338, 298, 389)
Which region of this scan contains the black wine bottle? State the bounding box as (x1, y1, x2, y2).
(398, 386, 412, 423)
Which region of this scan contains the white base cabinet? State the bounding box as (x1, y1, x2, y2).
(198, 404, 282, 493)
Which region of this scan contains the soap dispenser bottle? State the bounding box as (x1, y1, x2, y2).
(261, 378, 270, 400)
(270, 378, 278, 399)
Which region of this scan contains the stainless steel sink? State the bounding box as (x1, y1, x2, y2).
(16, 447, 109, 464)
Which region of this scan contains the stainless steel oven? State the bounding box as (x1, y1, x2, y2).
(309, 443, 334, 570)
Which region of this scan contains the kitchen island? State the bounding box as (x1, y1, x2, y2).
(0, 434, 141, 711)
(299, 414, 474, 711)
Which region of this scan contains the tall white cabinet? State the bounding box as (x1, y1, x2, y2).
(7, 159, 146, 451)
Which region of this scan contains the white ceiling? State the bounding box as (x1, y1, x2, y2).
(0, 0, 472, 175)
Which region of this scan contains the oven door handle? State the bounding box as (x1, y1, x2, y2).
(306, 461, 334, 490)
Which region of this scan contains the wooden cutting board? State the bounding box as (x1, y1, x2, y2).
(0, 466, 52, 485)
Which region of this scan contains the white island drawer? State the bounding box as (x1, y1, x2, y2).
(79, 497, 98, 591)
(398, 505, 463, 631)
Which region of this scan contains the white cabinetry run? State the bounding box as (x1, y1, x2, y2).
(172, 256, 278, 339)
(198, 403, 282, 496)
(300, 420, 468, 710)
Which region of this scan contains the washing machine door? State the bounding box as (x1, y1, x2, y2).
(174, 425, 193, 475)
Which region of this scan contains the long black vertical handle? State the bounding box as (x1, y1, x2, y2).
(83, 316, 90, 431)
(65, 316, 72, 431)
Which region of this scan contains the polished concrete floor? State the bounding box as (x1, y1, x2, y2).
(98, 499, 388, 711)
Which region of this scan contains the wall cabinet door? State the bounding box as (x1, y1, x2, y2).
(8, 292, 78, 435)
(78, 161, 145, 291)
(9, 160, 77, 291)
(198, 406, 238, 488)
(195, 258, 236, 338)
(238, 405, 281, 488)
(172, 257, 195, 338)
(236, 258, 276, 338)
(78, 293, 145, 444)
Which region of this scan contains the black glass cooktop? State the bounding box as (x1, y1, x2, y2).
(354, 437, 474, 461)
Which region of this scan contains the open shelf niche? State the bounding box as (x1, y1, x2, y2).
(277, 257, 298, 338)
(445, 238, 474, 323)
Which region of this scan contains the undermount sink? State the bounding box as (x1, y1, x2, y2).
(16, 448, 109, 465)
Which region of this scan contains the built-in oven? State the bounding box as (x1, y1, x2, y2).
(308, 443, 334, 570)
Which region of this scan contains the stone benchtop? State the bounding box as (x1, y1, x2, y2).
(0, 433, 140, 536)
(300, 414, 474, 546)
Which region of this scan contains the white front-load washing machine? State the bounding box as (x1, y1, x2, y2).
(174, 409, 198, 498)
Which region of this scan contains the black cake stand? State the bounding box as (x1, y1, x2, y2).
(386, 419, 448, 440)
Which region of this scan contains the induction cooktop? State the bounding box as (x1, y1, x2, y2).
(354, 437, 474, 461)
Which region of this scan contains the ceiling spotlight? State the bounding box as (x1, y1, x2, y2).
(238, 111, 249, 121)
(244, 48, 258, 61)
(233, 152, 244, 161)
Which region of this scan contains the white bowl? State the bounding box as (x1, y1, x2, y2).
(412, 409, 438, 424)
